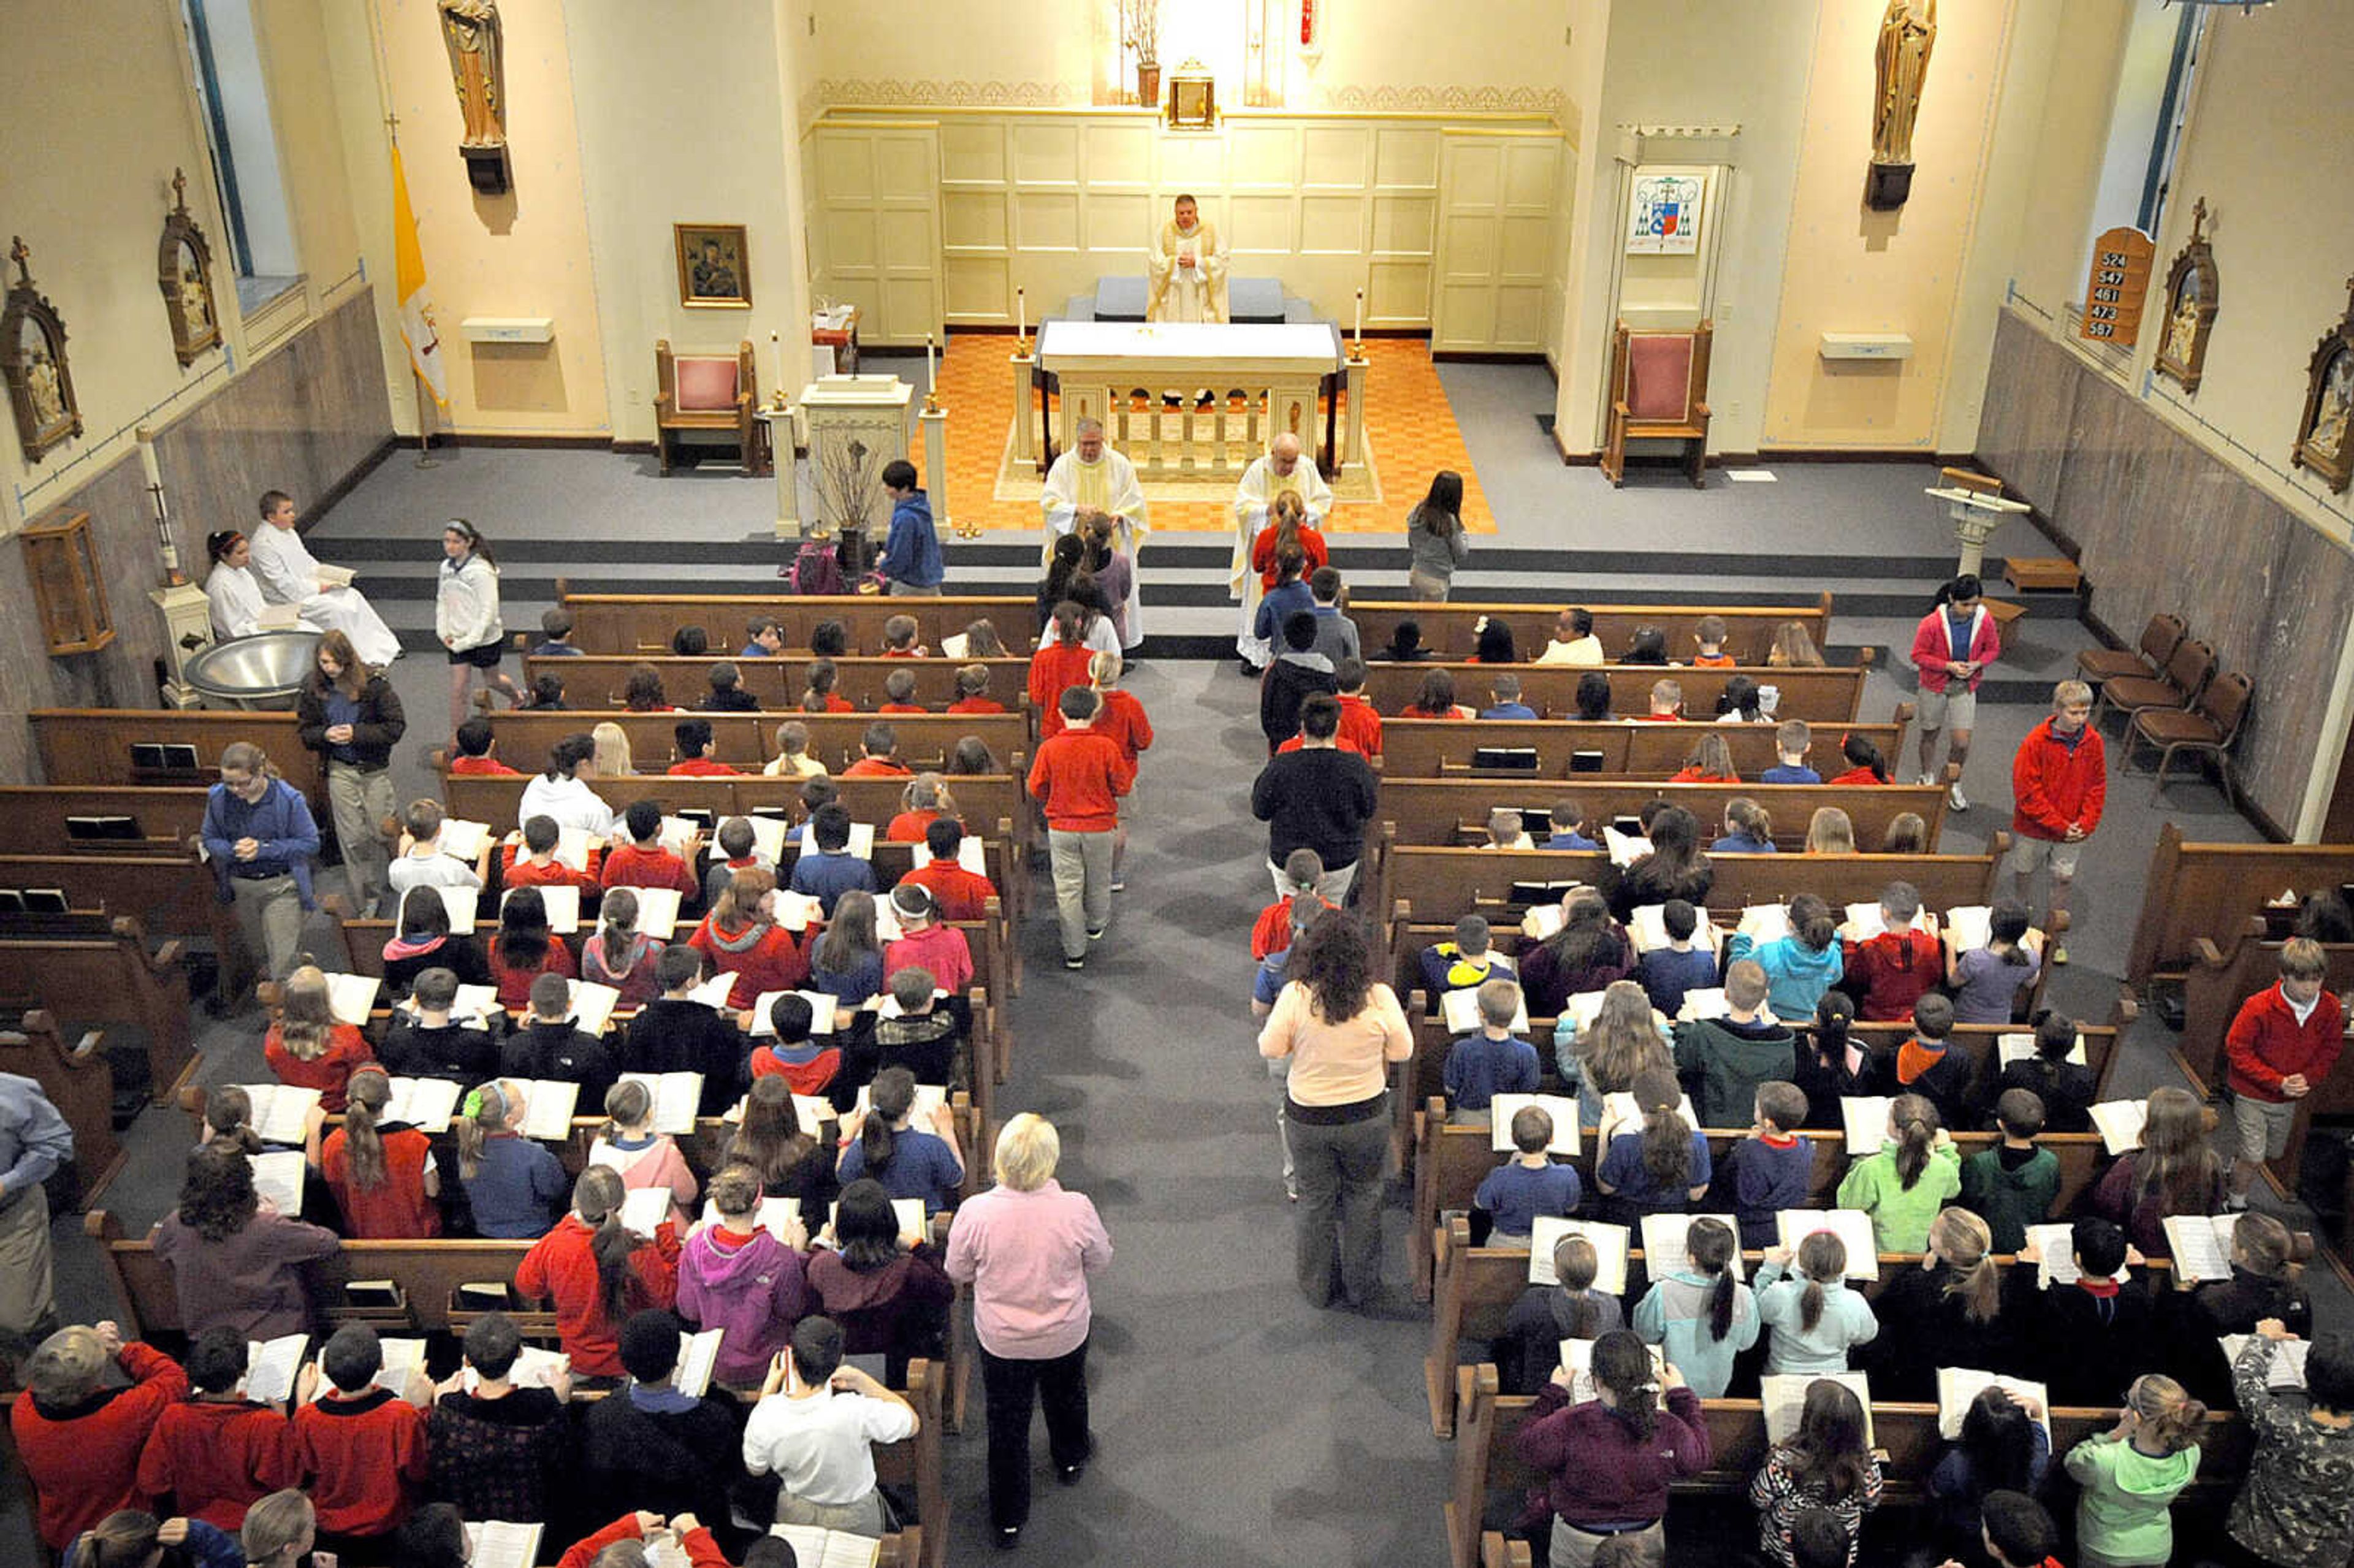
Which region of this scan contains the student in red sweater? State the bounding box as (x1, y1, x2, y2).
(601, 800, 703, 898)
(262, 964, 375, 1114)
(885, 774, 959, 843)
(799, 658, 857, 713)
(503, 813, 603, 894)
(1512, 1328, 1711, 1563)
(12, 1322, 191, 1550)
(899, 817, 1000, 921)
(557, 1510, 731, 1568)
(310, 1066, 441, 1238)
(1332, 658, 1385, 758)
(448, 718, 521, 775)
(687, 866, 809, 1010)
(1841, 881, 1944, 1021)
(883, 880, 975, 996)
(877, 668, 926, 714)
(665, 718, 739, 777)
(841, 721, 914, 778)
(748, 993, 841, 1093)
(135, 1328, 300, 1531)
(514, 1165, 682, 1380)
(1029, 601, 1097, 739)
(290, 1325, 430, 1545)
(2000, 680, 2104, 965)
(1250, 850, 1336, 961)
(948, 663, 1007, 714)
(2225, 936, 2352, 1207)
(487, 886, 579, 1011)
(1027, 686, 1136, 970)
(1826, 733, 1891, 785)
(1087, 650, 1156, 767)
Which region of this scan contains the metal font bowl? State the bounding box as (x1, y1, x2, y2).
(183, 631, 322, 710)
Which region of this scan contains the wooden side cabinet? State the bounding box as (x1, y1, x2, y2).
(21, 509, 115, 654)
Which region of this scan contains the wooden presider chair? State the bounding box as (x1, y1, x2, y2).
(653, 338, 765, 476)
(1601, 319, 1713, 488)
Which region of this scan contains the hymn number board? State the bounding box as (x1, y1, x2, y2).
(2079, 226, 2156, 347)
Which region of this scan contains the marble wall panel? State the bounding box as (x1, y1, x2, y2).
(1972, 310, 2076, 510)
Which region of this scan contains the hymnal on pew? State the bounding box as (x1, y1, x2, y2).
(1488, 1094, 1580, 1155)
(620, 1071, 704, 1134)
(1774, 1210, 1880, 1281)
(1527, 1217, 1629, 1293)
(1937, 1368, 2049, 1441)
(1472, 747, 1539, 772)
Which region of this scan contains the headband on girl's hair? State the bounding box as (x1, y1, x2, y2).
(447, 519, 479, 539)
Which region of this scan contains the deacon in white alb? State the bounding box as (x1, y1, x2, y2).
(1147, 194, 1228, 324)
(1230, 432, 1331, 667)
(1040, 417, 1150, 645)
(247, 489, 403, 666)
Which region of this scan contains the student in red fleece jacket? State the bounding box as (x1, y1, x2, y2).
(1513, 1328, 1710, 1561)
(12, 1322, 191, 1550)
(665, 718, 741, 777)
(1841, 881, 1945, 1021)
(897, 817, 1000, 921)
(948, 663, 1007, 715)
(557, 1510, 730, 1568)
(1027, 687, 1136, 969)
(601, 800, 704, 899)
(1029, 602, 1097, 739)
(1333, 658, 1385, 758)
(840, 722, 915, 778)
(1250, 850, 1335, 961)
(289, 1325, 431, 1543)
(2225, 936, 2352, 1206)
(1087, 650, 1156, 766)
(448, 718, 522, 775)
(514, 1165, 682, 1380)
(261, 964, 375, 1114)
(2001, 680, 2104, 965)
(135, 1328, 300, 1531)
(883, 881, 975, 996)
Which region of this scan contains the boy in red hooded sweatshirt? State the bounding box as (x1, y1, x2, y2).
(2225, 936, 2350, 1208)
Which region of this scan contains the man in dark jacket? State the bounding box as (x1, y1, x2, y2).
(1251, 694, 1377, 905)
(1259, 612, 1338, 755)
(877, 460, 944, 595)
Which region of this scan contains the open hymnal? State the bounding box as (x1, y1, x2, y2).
(658, 816, 703, 859)
(619, 1186, 674, 1238)
(1838, 1097, 1895, 1155)
(466, 1345, 569, 1393)
(938, 632, 971, 660)
(873, 900, 904, 942)
(2024, 1223, 2081, 1288)
(313, 562, 356, 589)
(1677, 989, 1734, 1024)
(237, 1083, 322, 1145)
(853, 1081, 948, 1124)
(794, 1094, 836, 1137)
(1558, 1336, 1666, 1404)
(314, 1335, 427, 1400)
(1998, 1032, 2085, 1067)
(514, 883, 581, 934)
(1602, 828, 1652, 868)
(620, 1071, 704, 1134)
(768, 1525, 882, 1568)
(1936, 1368, 2049, 1442)
(1487, 1094, 1580, 1155)
(250, 1150, 307, 1217)
(687, 972, 740, 1010)
(698, 1195, 804, 1244)
(433, 886, 481, 934)
(1639, 1213, 1746, 1281)
(751, 989, 840, 1036)
(1441, 984, 1529, 1035)
(1943, 905, 1994, 953)
(466, 1521, 546, 1568)
(1843, 902, 1935, 941)
(1774, 1210, 1881, 1281)
(567, 981, 623, 1038)
(741, 813, 789, 864)
(1764, 1371, 1873, 1445)
(2163, 1214, 2238, 1284)
(552, 826, 595, 873)
(242, 1333, 310, 1406)
(671, 1326, 726, 1398)
(772, 891, 825, 932)
(1527, 1217, 1630, 1293)
(321, 973, 382, 1027)
(2220, 1335, 2310, 1390)
(1597, 1090, 1700, 1147)
(511, 1079, 581, 1141)
(1628, 904, 1715, 954)
(1560, 990, 1608, 1034)
(381, 1076, 462, 1135)
(845, 821, 877, 861)
(910, 835, 989, 876)
(444, 983, 502, 1026)
(1735, 904, 1792, 945)
(1522, 900, 1568, 940)
(256, 601, 305, 631)
(818, 1195, 927, 1242)
(2089, 1100, 2148, 1155)
(631, 888, 684, 942)
(438, 818, 493, 862)
(875, 985, 950, 1020)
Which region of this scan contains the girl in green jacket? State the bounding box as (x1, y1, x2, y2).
(1835, 1093, 1960, 1253)
(2063, 1373, 2206, 1567)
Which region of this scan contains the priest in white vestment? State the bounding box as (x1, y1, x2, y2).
(1147, 195, 1228, 324)
(248, 490, 403, 666)
(1040, 418, 1149, 647)
(1231, 432, 1332, 668)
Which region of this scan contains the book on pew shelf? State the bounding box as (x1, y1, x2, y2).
(1764, 1371, 1873, 1445)
(466, 1521, 544, 1568)
(619, 1071, 704, 1134)
(1839, 1097, 1895, 1156)
(742, 814, 789, 864)
(845, 822, 876, 861)
(242, 1333, 310, 1406)
(382, 1076, 463, 1135)
(672, 808, 718, 832)
(939, 632, 970, 660)
(552, 826, 594, 874)
(312, 1336, 427, 1399)
(1597, 1090, 1699, 1151)
(313, 562, 356, 589)
(433, 885, 480, 934)
(1997, 1032, 2086, 1067)
(66, 814, 140, 840)
(1602, 828, 1652, 868)
(1472, 747, 1540, 772)
(343, 1280, 406, 1308)
(631, 887, 684, 942)
(1441, 984, 1528, 1035)
(2089, 1100, 2147, 1155)
(1508, 880, 1580, 909)
(1515, 808, 1553, 838)
(1736, 904, 1792, 945)
(1773, 1210, 1881, 1281)
(750, 989, 839, 1036)
(511, 1079, 581, 1140)
(853, 1081, 948, 1125)
(686, 972, 740, 1011)
(1677, 989, 1734, 1024)
(455, 1282, 513, 1309)
(237, 1084, 322, 1145)
(657, 816, 703, 859)
(768, 1525, 881, 1568)
(465, 1345, 569, 1393)
(697, 1195, 804, 1244)
(2164, 1214, 2238, 1284)
(256, 603, 305, 633)
(1522, 901, 1567, 939)
(1936, 1368, 2049, 1442)
(321, 973, 382, 1027)
(2024, 1223, 2081, 1289)
(2220, 1335, 2310, 1390)
(1639, 1213, 1746, 1281)
(1842, 903, 1935, 941)
(908, 835, 989, 876)
(438, 818, 493, 862)
(1559, 1336, 1666, 1404)
(619, 1186, 674, 1238)
(568, 980, 624, 1037)
(671, 1326, 726, 1398)
(1569, 749, 1606, 774)
(1527, 1217, 1629, 1293)
(1488, 1094, 1580, 1156)
(511, 883, 581, 934)
(875, 986, 950, 1020)
(1944, 905, 1992, 953)
(771, 891, 825, 933)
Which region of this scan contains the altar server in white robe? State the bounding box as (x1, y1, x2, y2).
(1231, 432, 1332, 668)
(203, 529, 280, 640)
(248, 489, 403, 666)
(1040, 417, 1150, 647)
(1148, 194, 1228, 324)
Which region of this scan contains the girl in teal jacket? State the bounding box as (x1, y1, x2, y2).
(2063, 1373, 2206, 1567)
(1631, 1216, 1759, 1397)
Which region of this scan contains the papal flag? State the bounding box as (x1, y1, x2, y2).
(391, 145, 448, 408)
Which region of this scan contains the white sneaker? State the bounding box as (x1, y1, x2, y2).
(1916, 774, 1936, 786)
(1948, 782, 1968, 811)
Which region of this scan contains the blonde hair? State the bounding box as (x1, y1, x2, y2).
(240, 1490, 316, 1566)
(2124, 1374, 2207, 1453)
(591, 721, 634, 778)
(1804, 806, 1856, 855)
(1088, 649, 1123, 688)
(275, 964, 335, 1059)
(1574, 981, 1670, 1096)
(455, 1079, 524, 1179)
(1769, 622, 1825, 668)
(1929, 1208, 1999, 1324)
(993, 1112, 1060, 1191)
(28, 1324, 108, 1402)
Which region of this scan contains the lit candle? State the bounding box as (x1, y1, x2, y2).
(771, 329, 785, 393)
(926, 332, 937, 391)
(1354, 287, 1365, 343)
(1017, 288, 1027, 346)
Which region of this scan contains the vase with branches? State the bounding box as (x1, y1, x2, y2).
(1121, 0, 1161, 106)
(812, 434, 883, 549)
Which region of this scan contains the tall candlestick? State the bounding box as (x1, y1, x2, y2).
(771, 330, 787, 406)
(1017, 289, 1027, 346)
(1354, 287, 1364, 342)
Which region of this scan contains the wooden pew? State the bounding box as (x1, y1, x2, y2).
(2125, 821, 2354, 985)
(1359, 664, 1870, 726)
(523, 654, 1035, 716)
(0, 1009, 124, 1201)
(1381, 716, 1909, 780)
(1446, 1363, 2250, 1568)
(1374, 780, 1951, 854)
(2176, 928, 2354, 1193)
(0, 854, 227, 951)
(1347, 597, 1836, 668)
(30, 709, 322, 803)
(558, 590, 1037, 658)
(0, 786, 213, 856)
(480, 709, 1031, 777)
(0, 913, 195, 1103)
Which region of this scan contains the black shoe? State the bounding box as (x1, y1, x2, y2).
(1064, 955, 1086, 970)
(995, 1526, 1022, 1550)
(1057, 1460, 1087, 1486)
(1238, 658, 1263, 677)
(1086, 926, 1107, 942)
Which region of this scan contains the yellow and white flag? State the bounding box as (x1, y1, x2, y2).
(391, 145, 448, 408)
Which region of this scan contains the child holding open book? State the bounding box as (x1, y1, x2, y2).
(1749, 1377, 1881, 1568)
(588, 1078, 699, 1231)
(291, 1325, 432, 1547)
(1631, 1216, 1757, 1398)
(312, 1066, 440, 1239)
(1442, 978, 1541, 1125)
(262, 964, 375, 1115)
(2091, 1086, 2225, 1260)
(425, 1313, 571, 1527)
(1992, 1009, 2094, 1133)
(1498, 1232, 1621, 1396)
(1835, 1092, 1959, 1254)
(514, 1166, 680, 1382)
(676, 1163, 809, 1390)
(1754, 1230, 1877, 1376)
(1959, 1088, 2057, 1252)
(2015, 1217, 2153, 1406)
(2063, 1373, 2206, 1568)
(1473, 1104, 1583, 1245)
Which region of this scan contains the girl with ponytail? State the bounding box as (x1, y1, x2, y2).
(1728, 893, 1849, 1024)
(514, 1163, 681, 1380)
(261, 961, 375, 1113)
(1499, 1232, 1626, 1395)
(587, 1077, 698, 1230)
(1750, 1377, 1882, 1568)
(1864, 1209, 2009, 1399)
(1836, 1092, 1960, 1253)
(2063, 1373, 2207, 1568)
(1756, 1229, 1878, 1376)
(835, 1067, 964, 1216)
(1595, 1067, 1711, 1223)
(1634, 1215, 1759, 1398)
(312, 1065, 441, 1238)
(1513, 1328, 1708, 1562)
(2185, 1211, 2312, 1400)
(454, 1079, 566, 1239)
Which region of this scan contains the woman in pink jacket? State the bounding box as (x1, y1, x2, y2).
(1910, 573, 2000, 812)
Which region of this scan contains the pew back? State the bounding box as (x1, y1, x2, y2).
(1381, 717, 1906, 780)
(522, 655, 1034, 717)
(480, 710, 1029, 776)
(1348, 597, 1834, 668)
(1374, 780, 1950, 852)
(2125, 821, 2354, 983)
(560, 592, 1036, 657)
(31, 709, 322, 801)
(1360, 665, 1868, 725)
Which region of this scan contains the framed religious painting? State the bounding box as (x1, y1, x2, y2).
(157, 169, 222, 368)
(675, 223, 752, 309)
(2, 238, 82, 463)
(2291, 277, 2354, 493)
(2153, 198, 2218, 394)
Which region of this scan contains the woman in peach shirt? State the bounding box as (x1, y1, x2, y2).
(1257, 911, 1414, 1311)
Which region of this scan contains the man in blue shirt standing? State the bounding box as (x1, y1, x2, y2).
(200, 740, 321, 983)
(876, 459, 944, 596)
(0, 1075, 72, 1358)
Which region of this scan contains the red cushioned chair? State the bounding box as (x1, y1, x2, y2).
(1601, 319, 1713, 488)
(653, 338, 765, 476)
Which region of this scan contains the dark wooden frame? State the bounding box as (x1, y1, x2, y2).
(674, 222, 752, 308)
(2153, 197, 2217, 394)
(2291, 276, 2354, 492)
(156, 168, 221, 368)
(2, 237, 82, 462)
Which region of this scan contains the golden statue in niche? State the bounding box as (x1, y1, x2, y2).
(1867, 0, 1936, 210)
